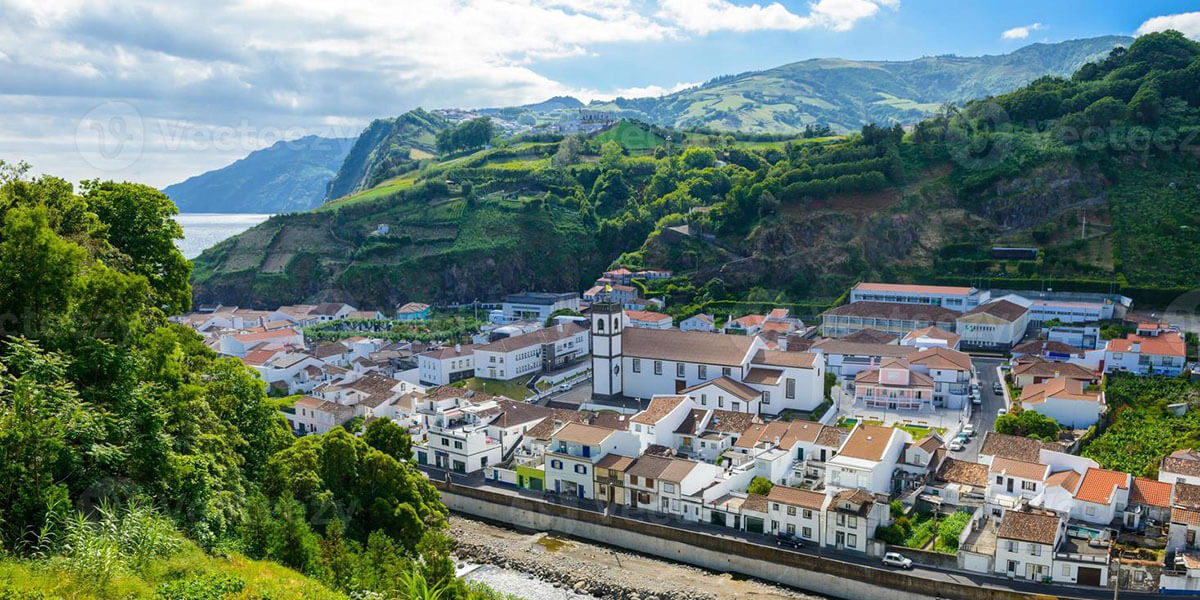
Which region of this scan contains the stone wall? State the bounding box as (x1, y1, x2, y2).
(436, 482, 1096, 600)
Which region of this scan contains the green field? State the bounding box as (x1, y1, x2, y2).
(593, 120, 665, 151)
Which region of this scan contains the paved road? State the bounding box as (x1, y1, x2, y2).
(422, 464, 1160, 600)
(958, 357, 1005, 462)
(538, 380, 592, 408)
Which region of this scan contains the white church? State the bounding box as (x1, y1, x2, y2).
(590, 295, 826, 415)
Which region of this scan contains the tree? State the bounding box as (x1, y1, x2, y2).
(681, 147, 716, 170)
(551, 135, 583, 168)
(747, 476, 774, 495)
(0, 205, 85, 337)
(363, 418, 414, 462)
(436, 117, 496, 154)
(995, 409, 1060, 442)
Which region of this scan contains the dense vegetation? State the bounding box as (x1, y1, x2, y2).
(1082, 374, 1200, 477)
(0, 161, 503, 598)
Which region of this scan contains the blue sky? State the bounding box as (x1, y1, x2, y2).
(1, 0, 1198, 187)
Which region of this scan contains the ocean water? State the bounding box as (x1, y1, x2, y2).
(174, 213, 272, 259)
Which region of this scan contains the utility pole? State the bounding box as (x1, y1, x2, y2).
(1112, 556, 1120, 600)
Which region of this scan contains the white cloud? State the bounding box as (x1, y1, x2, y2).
(1136, 11, 1200, 39)
(0, 0, 901, 185)
(656, 0, 896, 35)
(1001, 22, 1042, 40)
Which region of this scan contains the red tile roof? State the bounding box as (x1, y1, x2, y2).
(1131, 477, 1172, 508)
(1074, 467, 1130, 505)
(1108, 331, 1186, 358)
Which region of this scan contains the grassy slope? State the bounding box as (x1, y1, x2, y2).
(0, 542, 346, 600)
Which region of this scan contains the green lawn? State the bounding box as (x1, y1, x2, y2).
(593, 120, 664, 151)
(453, 375, 534, 400)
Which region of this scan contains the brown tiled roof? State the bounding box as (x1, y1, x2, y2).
(494, 400, 553, 428)
(1108, 331, 1186, 358)
(631, 395, 687, 425)
(673, 409, 707, 435)
(935, 458, 988, 487)
(979, 432, 1053, 463)
(997, 511, 1059, 545)
(1131, 477, 1172, 508)
(1074, 467, 1130, 504)
(902, 326, 960, 346)
(626, 454, 673, 479)
(623, 328, 756, 367)
(311, 342, 349, 358)
(915, 435, 942, 454)
(811, 339, 918, 359)
(816, 425, 848, 448)
(838, 424, 898, 462)
(311, 302, 351, 316)
(1163, 449, 1200, 478)
(1012, 357, 1096, 381)
(552, 422, 615, 445)
(826, 301, 959, 322)
(595, 453, 635, 471)
(751, 349, 818, 369)
(990, 457, 1050, 481)
(704, 410, 759, 434)
(1176, 482, 1200, 510)
(962, 299, 1028, 322)
(742, 493, 769, 513)
(1046, 470, 1082, 494)
(480, 323, 587, 353)
(1020, 377, 1101, 405)
(734, 420, 824, 449)
(909, 346, 972, 371)
(397, 302, 430, 314)
(743, 368, 782, 385)
(832, 489, 874, 514)
(682, 376, 761, 402)
(767, 485, 827, 510)
(1174, 508, 1200, 526)
(841, 329, 898, 344)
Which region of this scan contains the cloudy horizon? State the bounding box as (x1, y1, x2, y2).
(2, 0, 1199, 188)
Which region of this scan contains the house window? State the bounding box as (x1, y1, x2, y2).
(772, 503, 780, 512)
(654, 361, 663, 375)
(453, 441, 463, 449)
(1061, 564, 1070, 577)
(575, 464, 587, 475)
(787, 506, 796, 516)
(802, 526, 812, 539)
(837, 513, 846, 526)
(847, 534, 857, 548)
(1021, 481, 1036, 492)
(848, 516, 858, 528)
(441, 438, 449, 446)
(803, 509, 812, 519)
(733, 402, 740, 412)
(676, 363, 685, 378)
(664, 483, 676, 493)
(787, 524, 795, 536)
(1028, 544, 1041, 557)
(1085, 505, 1096, 516)
(698, 365, 707, 379)
(786, 378, 796, 399)
(718, 397, 725, 408)
(632, 358, 641, 373)
(1006, 541, 1017, 552)
(996, 475, 1003, 485)
(550, 459, 563, 469)
(701, 394, 707, 406)
(723, 367, 732, 377)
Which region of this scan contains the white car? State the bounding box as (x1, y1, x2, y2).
(882, 552, 913, 569)
(961, 424, 975, 437)
(948, 440, 966, 452)
(557, 384, 572, 392)
(997, 408, 1008, 417)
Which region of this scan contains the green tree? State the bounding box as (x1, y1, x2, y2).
(681, 147, 716, 170)
(747, 476, 774, 495)
(363, 418, 414, 462)
(995, 409, 1060, 442)
(0, 205, 85, 337)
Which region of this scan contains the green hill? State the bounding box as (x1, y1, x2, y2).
(586, 36, 1132, 133)
(162, 135, 353, 213)
(324, 108, 449, 201)
(191, 31, 1200, 315)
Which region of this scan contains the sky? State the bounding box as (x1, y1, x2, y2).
(1, 0, 1199, 188)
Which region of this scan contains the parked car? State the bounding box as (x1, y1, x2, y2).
(993, 382, 1003, 395)
(557, 383, 572, 392)
(997, 408, 1008, 417)
(962, 424, 975, 437)
(948, 440, 966, 452)
(774, 533, 803, 549)
(882, 552, 913, 569)
(971, 393, 982, 406)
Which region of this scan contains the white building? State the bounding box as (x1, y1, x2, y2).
(271, 302, 356, 326)
(473, 322, 588, 381)
(824, 488, 886, 553)
(1019, 377, 1104, 429)
(545, 423, 639, 499)
(900, 325, 961, 350)
(955, 299, 1031, 351)
(417, 344, 476, 386)
(288, 396, 355, 435)
(1161, 450, 1200, 486)
(766, 485, 828, 544)
(825, 423, 911, 495)
(501, 292, 581, 323)
(994, 510, 1062, 581)
(849, 282, 984, 312)
(811, 339, 917, 381)
(624, 310, 673, 329)
(680, 314, 715, 332)
(1104, 329, 1187, 376)
(908, 346, 974, 410)
(218, 327, 304, 357)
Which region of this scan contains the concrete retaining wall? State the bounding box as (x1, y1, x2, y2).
(437, 482, 1091, 600)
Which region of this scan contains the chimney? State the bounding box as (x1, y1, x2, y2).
(455, 343, 462, 353)
(557, 323, 563, 332)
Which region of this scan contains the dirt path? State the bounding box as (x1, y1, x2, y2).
(450, 515, 831, 600)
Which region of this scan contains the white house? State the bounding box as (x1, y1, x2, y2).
(629, 395, 693, 449)
(723, 314, 765, 336)
(994, 510, 1062, 581)
(249, 351, 327, 394)
(1070, 467, 1130, 525)
(956, 300, 1031, 351)
(624, 454, 721, 516)
(822, 301, 958, 339)
(986, 457, 1050, 516)
(907, 346, 974, 409)
(681, 377, 762, 414)
(501, 292, 581, 323)
(624, 310, 673, 330)
(1104, 330, 1187, 377)
(825, 424, 911, 495)
(473, 322, 588, 381)
(824, 488, 886, 553)
(850, 282, 984, 312)
(218, 327, 304, 357)
(810, 339, 917, 381)
(901, 325, 961, 350)
(545, 423, 639, 499)
(766, 485, 828, 544)
(680, 314, 716, 332)
(1019, 377, 1105, 429)
(417, 344, 476, 386)
(1162, 450, 1200, 486)
(852, 358, 936, 412)
(271, 302, 356, 326)
(288, 396, 355, 435)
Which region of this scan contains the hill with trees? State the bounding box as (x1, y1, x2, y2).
(162, 135, 354, 213)
(191, 31, 1200, 320)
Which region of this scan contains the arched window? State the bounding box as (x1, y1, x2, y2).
(597, 319, 605, 332)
